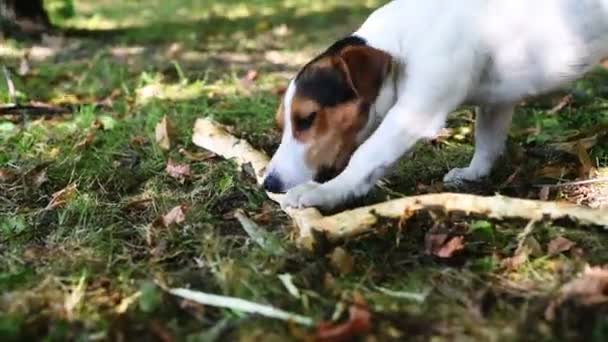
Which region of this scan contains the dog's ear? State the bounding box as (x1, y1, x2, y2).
(335, 46, 392, 102)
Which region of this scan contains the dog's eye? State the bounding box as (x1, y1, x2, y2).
(295, 111, 317, 131)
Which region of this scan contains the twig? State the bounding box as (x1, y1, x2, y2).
(534, 177, 608, 188)
(0, 104, 72, 116)
(169, 288, 314, 326)
(192, 118, 608, 250)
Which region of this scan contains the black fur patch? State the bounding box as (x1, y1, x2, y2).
(296, 67, 357, 107)
(294, 36, 367, 106)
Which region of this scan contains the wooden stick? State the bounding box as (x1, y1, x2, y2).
(192, 118, 608, 250)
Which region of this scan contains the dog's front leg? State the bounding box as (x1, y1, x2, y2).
(283, 101, 451, 210)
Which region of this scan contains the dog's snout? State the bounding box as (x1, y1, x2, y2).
(262, 173, 284, 193)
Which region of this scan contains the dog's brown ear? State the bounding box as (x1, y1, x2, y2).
(335, 46, 392, 102)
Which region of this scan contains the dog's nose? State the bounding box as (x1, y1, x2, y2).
(262, 173, 284, 193)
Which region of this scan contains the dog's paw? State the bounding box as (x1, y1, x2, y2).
(443, 167, 486, 186)
(282, 181, 340, 210)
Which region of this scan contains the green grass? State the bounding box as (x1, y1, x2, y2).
(1, 0, 608, 340)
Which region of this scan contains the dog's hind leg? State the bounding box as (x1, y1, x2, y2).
(444, 103, 515, 185)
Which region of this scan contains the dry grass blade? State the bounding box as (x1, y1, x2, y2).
(169, 288, 314, 326)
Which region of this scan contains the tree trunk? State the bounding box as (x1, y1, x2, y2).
(1, 0, 52, 37)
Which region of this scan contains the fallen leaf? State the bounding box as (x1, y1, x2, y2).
(549, 135, 597, 156)
(130, 135, 147, 146)
(316, 303, 372, 342)
(178, 148, 215, 162)
(74, 131, 96, 150)
(547, 236, 576, 256)
(545, 266, 608, 320)
(273, 86, 287, 97)
(425, 233, 448, 255)
(160, 205, 188, 227)
(425, 233, 465, 258)
(0, 168, 18, 183)
(124, 197, 153, 211)
(575, 140, 597, 178)
(155, 116, 173, 150)
(46, 184, 77, 209)
(26, 164, 49, 188)
(436, 236, 465, 258)
(328, 247, 354, 275)
(165, 160, 192, 183)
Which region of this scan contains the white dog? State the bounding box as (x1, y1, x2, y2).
(262, 0, 608, 209)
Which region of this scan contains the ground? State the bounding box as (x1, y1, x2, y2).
(1, 1, 608, 341)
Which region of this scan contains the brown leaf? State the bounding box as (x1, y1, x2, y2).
(316, 303, 372, 342)
(425, 234, 465, 258)
(28, 167, 48, 188)
(160, 205, 188, 227)
(546, 266, 608, 320)
(547, 236, 576, 256)
(155, 116, 173, 150)
(124, 197, 153, 211)
(130, 135, 147, 146)
(436, 236, 465, 258)
(425, 233, 448, 255)
(74, 131, 95, 150)
(0, 168, 18, 183)
(328, 247, 354, 276)
(165, 160, 192, 183)
(178, 148, 215, 162)
(46, 184, 77, 209)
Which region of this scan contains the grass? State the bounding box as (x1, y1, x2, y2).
(1, 0, 608, 340)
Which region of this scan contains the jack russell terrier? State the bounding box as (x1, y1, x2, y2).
(262, 0, 608, 209)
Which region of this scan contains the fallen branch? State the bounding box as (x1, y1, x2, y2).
(192, 118, 608, 250)
(0, 104, 72, 116)
(169, 288, 314, 326)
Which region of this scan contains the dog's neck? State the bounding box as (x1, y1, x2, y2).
(355, 54, 400, 145)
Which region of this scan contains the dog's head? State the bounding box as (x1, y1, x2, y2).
(263, 36, 392, 193)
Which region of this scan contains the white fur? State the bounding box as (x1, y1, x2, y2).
(265, 80, 315, 190)
(276, 0, 608, 209)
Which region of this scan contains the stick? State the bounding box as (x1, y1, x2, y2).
(169, 288, 314, 326)
(192, 118, 608, 250)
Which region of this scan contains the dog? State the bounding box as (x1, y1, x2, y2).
(262, 0, 608, 210)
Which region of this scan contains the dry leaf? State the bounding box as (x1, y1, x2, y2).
(546, 266, 608, 320)
(165, 160, 192, 183)
(124, 197, 153, 211)
(547, 236, 576, 256)
(436, 236, 465, 258)
(130, 135, 147, 146)
(75, 131, 96, 150)
(425, 233, 448, 255)
(0, 168, 18, 183)
(316, 303, 372, 342)
(178, 148, 215, 162)
(161, 205, 188, 227)
(328, 247, 354, 275)
(28, 166, 49, 188)
(155, 116, 173, 150)
(425, 234, 464, 258)
(46, 184, 77, 209)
